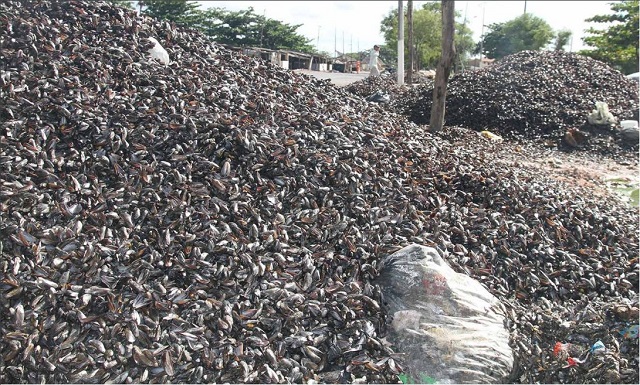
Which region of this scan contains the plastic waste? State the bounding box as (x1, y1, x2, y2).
(554, 340, 608, 369)
(565, 356, 585, 367)
(620, 120, 639, 130)
(620, 128, 640, 142)
(553, 341, 583, 359)
(553, 341, 567, 357)
(375, 244, 514, 384)
(619, 324, 639, 339)
(590, 340, 606, 355)
(366, 91, 390, 104)
(619, 120, 639, 142)
(587, 101, 617, 125)
(147, 37, 170, 65)
(480, 130, 503, 142)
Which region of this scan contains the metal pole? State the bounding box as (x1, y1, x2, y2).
(479, 3, 485, 63)
(259, 9, 266, 47)
(458, 1, 469, 73)
(569, 35, 573, 52)
(524, 1, 527, 14)
(397, 1, 404, 85)
(334, 26, 337, 58)
(407, 0, 413, 84)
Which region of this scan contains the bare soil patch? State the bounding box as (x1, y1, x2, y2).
(445, 128, 639, 203)
(518, 153, 638, 198)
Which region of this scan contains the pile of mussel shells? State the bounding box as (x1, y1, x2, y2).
(391, 50, 638, 136)
(0, 1, 637, 384)
(344, 75, 414, 103)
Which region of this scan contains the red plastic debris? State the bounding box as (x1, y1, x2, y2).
(553, 342, 566, 357)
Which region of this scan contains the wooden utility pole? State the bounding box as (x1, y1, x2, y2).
(429, 0, 456, 131)
(407, 0, 414, 84)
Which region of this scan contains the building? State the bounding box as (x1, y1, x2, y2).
(221, 44, 333, 71)
(467, 57, 495, 70)
(331, 51, 385, 73)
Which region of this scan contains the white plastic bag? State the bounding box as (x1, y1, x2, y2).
(147, 37, 170, 65)
(587, 101, 617, 125)
(376, 244, 514, 384)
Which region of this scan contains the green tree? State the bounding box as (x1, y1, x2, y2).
(194, 7, 314, 52)
(380, 2, 474, 70)
(554, 29, 572, 51)
(454, 21, 475, 71)
(478, 14, 554, 59)
(580, 0, 639, 74)
(260, 17, 314, 52)
(139, 0, 201, 26)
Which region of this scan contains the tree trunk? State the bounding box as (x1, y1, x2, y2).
(407, 0, 413, 84)
(429, 0, 456, 132)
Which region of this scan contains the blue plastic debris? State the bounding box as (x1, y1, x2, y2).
(590, 340, 606, 355)
(619, 325, 639, 339)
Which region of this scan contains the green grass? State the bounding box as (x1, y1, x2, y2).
(399, 373, 438, 384)
(631, 189, 639, 206)
(606, 178, 640, 207)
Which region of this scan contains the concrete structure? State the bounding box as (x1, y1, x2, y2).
(221, 44, 332, 71)
(467, 57, 495, 70)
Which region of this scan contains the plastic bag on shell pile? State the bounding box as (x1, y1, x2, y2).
(147, 37, 170, 65)
(587, 101, 617, 125)
(366, 91, 391, 104)
(375, 244, 514, 384)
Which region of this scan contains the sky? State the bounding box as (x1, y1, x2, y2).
(197, 1, 616, 55)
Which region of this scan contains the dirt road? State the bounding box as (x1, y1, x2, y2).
(294, 69, 370, 86)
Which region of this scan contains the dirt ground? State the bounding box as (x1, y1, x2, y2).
(295, 69, 371, 86)
(493, 144, 639, 202)
(533, 155, 637, 189)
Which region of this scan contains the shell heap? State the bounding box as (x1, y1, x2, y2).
(391, 50, 639, 139)
(0, 1, 638, 384)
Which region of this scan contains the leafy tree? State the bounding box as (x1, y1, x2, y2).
(192, 7, 259, 44)
(194, 7, 314, 52)
(380, 2, 475, 70)
(554, 29, 573, 51)
(580, 0, 639, 74)
(478, 14, 554, 59)
(260, 17, 314, 52)
(410, 3, 442, 68)
(137, 3, 313, 53)
(139, 0, 201, 26)
(454, 21, 475, 71)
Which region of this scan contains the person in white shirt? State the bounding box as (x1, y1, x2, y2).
(369, 45, 380, 77)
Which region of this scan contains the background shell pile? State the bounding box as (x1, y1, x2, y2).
(392, 51, 639, 137)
